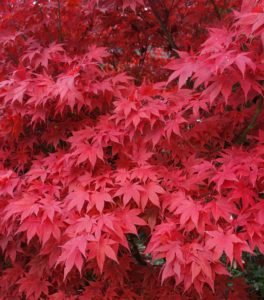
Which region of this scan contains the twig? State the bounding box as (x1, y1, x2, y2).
(7, 52, 19, 65)
(209, 0, 221, 20)
(236, 96, 263, 144)
(37, 3, 53, 42)
(57, 0, 63, 42)
(148, 1, 179, 57)
(78, 3, 96, 43)
(128, 234, 147, 266)
(169, 0, 176, 11)
(135, 39, 149, 85)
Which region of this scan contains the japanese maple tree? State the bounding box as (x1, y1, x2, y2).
(0, 0, 264, 299)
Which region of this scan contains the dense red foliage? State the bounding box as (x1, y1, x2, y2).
(0, 0, 264, 299)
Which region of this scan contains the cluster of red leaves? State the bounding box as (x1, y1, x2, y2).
(0, 0, 264, 299)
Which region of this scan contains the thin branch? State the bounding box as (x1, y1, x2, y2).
(148, 1, 179, 57)
(128, 235, 147, 266)
(8, 53, 19, 65)
(236, 96, 263, 144)
(111, 56, 118, 72)
(135, 39, 149, 85)
(78, 0, 98, 43)
(78, 12, 95, 43)
(57, 0, 63, 42)
(209, 0, 221, 20)
(169, 0, 176, 11)
(37, 3, 53, 42)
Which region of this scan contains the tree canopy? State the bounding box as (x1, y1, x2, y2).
(0, 0, 264, 299)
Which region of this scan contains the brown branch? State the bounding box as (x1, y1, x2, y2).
(236, 96, 263, 144)
(209, 0, 221, 20)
